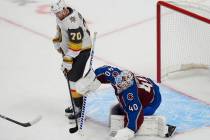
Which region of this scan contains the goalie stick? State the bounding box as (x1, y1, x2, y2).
(69, 32, 97, 134)
(0, 114, 42, 127)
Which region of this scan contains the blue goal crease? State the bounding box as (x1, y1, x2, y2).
(86, 86, 210, 132)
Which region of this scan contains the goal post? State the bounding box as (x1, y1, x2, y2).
(157, 1, 210, 83)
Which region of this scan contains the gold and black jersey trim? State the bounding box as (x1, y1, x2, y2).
(68, 42, 82, 52)
(63, 56, 73, 64)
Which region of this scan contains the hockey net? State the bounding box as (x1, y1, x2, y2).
(157, 0, 210, 83)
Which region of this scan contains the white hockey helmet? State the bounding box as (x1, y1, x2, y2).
(50, 0, 67, 13)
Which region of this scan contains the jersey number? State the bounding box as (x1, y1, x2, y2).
(129, 104, 138, 111)
(138, 77, 152, 92)
(104, 67, 114, 76)
(68, 27, 84, 43)
(139, 82, 152, 92)
(70, 32, 82, 41)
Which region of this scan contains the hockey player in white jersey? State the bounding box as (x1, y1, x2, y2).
(50, 0, 92, 120)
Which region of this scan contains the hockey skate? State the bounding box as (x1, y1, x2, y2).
(68, 110, 81, 120)
(165, 124, 176, 137)
(65, 106, 81, 123)
(65, 107, 74, 116)
(66, 97, 83, 122)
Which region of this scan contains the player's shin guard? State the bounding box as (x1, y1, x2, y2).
(65, 86, 83, 118)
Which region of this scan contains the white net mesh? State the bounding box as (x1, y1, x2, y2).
(159, 1, 210, 79)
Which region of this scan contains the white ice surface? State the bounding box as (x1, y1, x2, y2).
(0, 0, 210, 140)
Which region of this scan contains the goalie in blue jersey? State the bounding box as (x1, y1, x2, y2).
(75, 65, 176, 140)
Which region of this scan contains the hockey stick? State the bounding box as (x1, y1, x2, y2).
(67, 79, 79, 133)
(0, 114, 42, 127)
(69, 32, 97, 133)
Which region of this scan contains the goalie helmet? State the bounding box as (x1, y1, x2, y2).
(50, 0, 67, 13)
(115, 70, 134, 93)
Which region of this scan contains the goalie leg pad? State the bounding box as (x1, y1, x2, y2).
(111, 127, 135, 140)
(137, 116, 168, 137)
(110, 115, 124, 133)
(110, 115, 170, 137)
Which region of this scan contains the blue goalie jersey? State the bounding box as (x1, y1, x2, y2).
(94, 65, 161, 132)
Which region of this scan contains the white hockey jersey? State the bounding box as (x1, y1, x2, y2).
(53, 7, 92, 58)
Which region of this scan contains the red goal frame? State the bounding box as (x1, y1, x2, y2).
(156, 1, 210, 83)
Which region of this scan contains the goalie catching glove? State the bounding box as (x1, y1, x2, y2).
(75, 69, 101, 96)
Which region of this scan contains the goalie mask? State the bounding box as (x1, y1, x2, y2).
(115, 70, 134, 93)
